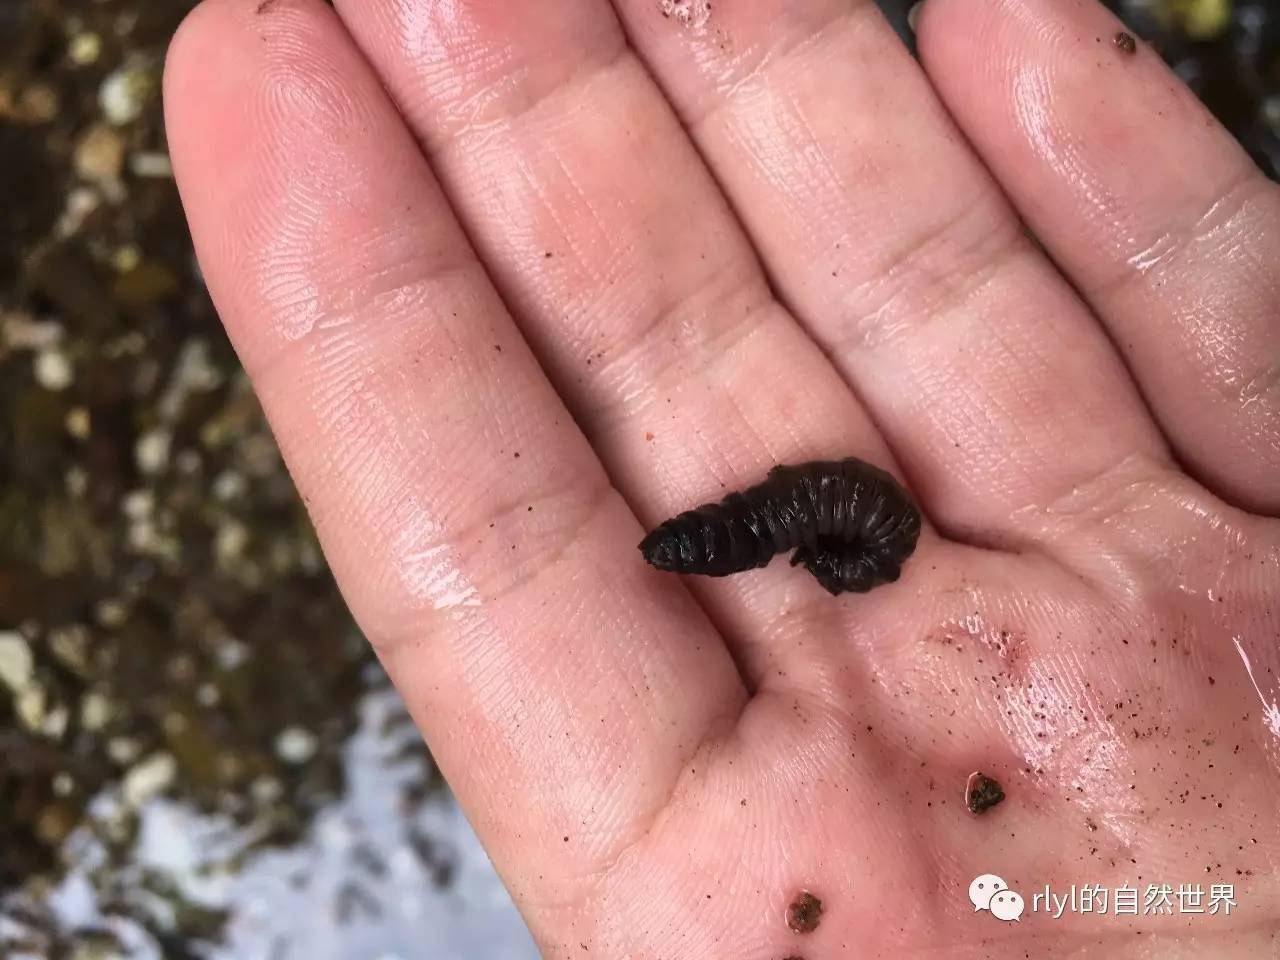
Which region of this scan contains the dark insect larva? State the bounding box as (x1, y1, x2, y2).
(639, 458, 921, 597)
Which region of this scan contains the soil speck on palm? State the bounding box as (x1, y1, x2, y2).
(785, 890, 823, 934)
(965, 771, 1005, 814)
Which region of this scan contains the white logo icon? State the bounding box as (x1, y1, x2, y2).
(970, 874, 1023, 922)
(969, 874, 1008, 911)
(989, 889, 1025, 922)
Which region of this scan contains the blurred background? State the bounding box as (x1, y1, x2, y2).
(1, 1, 1276, 957)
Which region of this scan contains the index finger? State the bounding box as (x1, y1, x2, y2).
(164, 0, 745, 933)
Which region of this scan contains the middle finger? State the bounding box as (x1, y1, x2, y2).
(331, 0, 925, 680)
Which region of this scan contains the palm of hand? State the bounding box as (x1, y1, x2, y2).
(614, 472, 1278, 957)
(166, 0, 1280, 955)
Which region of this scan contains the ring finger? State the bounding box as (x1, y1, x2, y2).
(606, 0, 1174, 544)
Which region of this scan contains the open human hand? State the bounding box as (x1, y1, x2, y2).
(165, 0, 1280, 955)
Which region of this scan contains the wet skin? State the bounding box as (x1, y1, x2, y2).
(167, 0, 1280, 956)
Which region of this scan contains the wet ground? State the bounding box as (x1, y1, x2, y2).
(0, 0, 1275, 957)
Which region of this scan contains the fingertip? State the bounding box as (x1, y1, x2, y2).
(164, 0, 259, 309)
(163, 0, 415, 356)
(164, 0, 264, 199)
(163, 0, 251, 116)
(911, 0, 1009, 79)
(163, 1, 214, 145)
(906, 0, 925, 37)
(164, 0, 220, 83)
(165, 0, 344, 165)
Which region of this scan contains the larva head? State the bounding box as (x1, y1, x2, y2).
(639, 527, 684, 572)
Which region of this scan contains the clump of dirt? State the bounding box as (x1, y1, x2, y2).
(785, 890, 823, 934)
(965, 771, 1006, 814)
(1103, 0, 1280, 178)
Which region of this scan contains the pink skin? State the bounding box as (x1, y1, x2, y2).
(165, 0, 1280, 956)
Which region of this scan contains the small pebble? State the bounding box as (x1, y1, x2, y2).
(122, 752, 177, 807)
(2, 313, 63, 351)
(15, 686, 47, 733)
(162, 710, 189, 737)
(42, 705, 70, 739)
(215, 521, 250, 566)
(56, 188, 102, 238)
(74, 123, 126, 183)
(1181, 0, 1231, 40)
(0, 632, 35, 693)
(80, 692, 113, 731)
(65, 406, 91, 439)
(69, 32, 102, 65)
(16, 83, 60, 123)
(122, 489, 155, 521)
(34, 349, 74, 391)
(251, 776, 283, 805)
(159, 339, 223, 422)
(214, 637, 250, 670)
(275, 726, 319, 765)
(108, 737, 142, 765)
(135, 428, 172, 475)
(49, 624, 89, 672)
(95, 598, 129, 628)
(113, 244, 142, 273)
(212, 470, 248, 501)
(99, 63, 153, 125)
(129, 151, 173, 179)
(1263, 95, 1280, 130)
(65, 466, 88, 498)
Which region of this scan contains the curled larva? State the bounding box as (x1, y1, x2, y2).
(639, 458, 921, 596)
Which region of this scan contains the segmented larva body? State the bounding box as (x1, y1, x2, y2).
(639, 458, 921, 596)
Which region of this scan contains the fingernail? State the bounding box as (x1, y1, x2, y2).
(907, 0, 925, 34)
